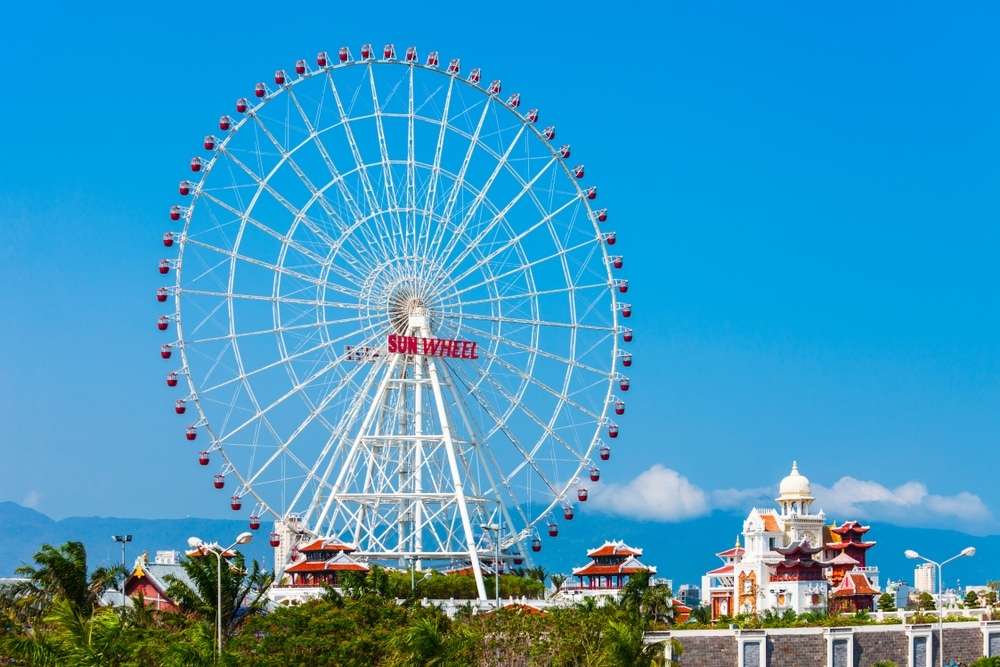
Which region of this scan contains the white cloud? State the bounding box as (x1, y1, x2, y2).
(588, 465, 995, 532)
(589, 464, 709, 521)
(22, 490, 41, 509)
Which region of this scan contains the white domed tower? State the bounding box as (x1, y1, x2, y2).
(777, 461, 813, 516)
(776, 461, 824, 546)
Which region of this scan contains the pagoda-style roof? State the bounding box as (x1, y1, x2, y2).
(587, 540, 643, 558)
(298, 539, 357, 554)
(706, 563, 734, 576)
(573, 555, 655, 577)
(286, 551, 369, 573)
(715, 545, 745, 558)
(831, 520, 871, 536)
(825, 540, 875, 552)
(774, 540, 824, 558)
(831, 571, 877, 598)
(827, 552, 860, 567)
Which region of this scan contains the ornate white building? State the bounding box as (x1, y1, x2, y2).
(700, 462, 880, 618)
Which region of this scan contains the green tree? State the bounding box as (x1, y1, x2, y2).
(917, 591, 936, 611)
(877, 592, 897, 612)
(603, 618, 665, 667)
(11, 541, 122, 617)
(0, 598, 131, 667)
(985, 590, 998, 607)
(965, 590, 981, 608)
(164, 551, 272, 641)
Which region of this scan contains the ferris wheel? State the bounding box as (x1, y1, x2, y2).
(156, 43, 632, 599)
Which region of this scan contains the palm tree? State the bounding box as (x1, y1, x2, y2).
(164, 551, 272, 639)
(386, 614, 448, 666)
(0, 597, 131, 666)
(603, 618, 665, 667)
(9, 541, 122, 620)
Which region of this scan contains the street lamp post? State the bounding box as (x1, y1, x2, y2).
(188, 532, 254, 661)
(111, 534, 133, 603)
(904, 546, 976, 667)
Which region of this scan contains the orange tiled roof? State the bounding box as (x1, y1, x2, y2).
(298, 539, 357, 553)
(285, 560, 369, 573)
(761, 514, 781, 532)
(586, 540, 643, 558)
(831, 572, 876, 597)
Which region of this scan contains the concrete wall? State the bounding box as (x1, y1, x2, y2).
(662, 622, 993, 667)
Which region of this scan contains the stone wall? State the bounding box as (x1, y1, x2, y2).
(853, 629, 906, 666)
(766, 633, 824, 667)
(665, 622, 989, 667)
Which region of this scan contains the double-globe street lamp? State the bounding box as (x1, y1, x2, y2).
(111, 535, 133, 603)
(904, 546, 976, 667)
(188, 532, 253, 659)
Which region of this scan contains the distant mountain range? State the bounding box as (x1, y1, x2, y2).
(2, 501, 997, 590)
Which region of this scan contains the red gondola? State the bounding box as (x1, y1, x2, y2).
(506, 93, 520, 108)
(525, 108, 539, 123)
(487, 79, 501, 95)
(269, 531, 281, 547)
(468, 67, 481, 84)
(230, 496, 242, 511)
(162, 231, 175, 248)
(531, 537, 542, 552)
(254, 83, 266, 98)
(161, 344, 172, 359)
(203, 135, 216, 150)
(578, 487, 589, 502)
(615, 400, 625, 415)
(559, 145, 571, 158)
(547, 523, 559, 537)
(170, 205, 182, 220)
(607, 423, 619, 438)
(295, 59, 307, 74)
(620, 303, 631, 317)
(175, 399, 186, 414)
(317, 50, 329, 66)
(596, 208, 607, 222)
(599, 445, 610, 461)
(158, 316, 170, 332)
(621, 353, 632, 367)
(190, 157, 203, 172)
(617, 280, 629, 294)
(426, 51, 439, 67)
(573, 165, 585, 179)
(213, 474, 225, 489)
(619, 377, 630, 391)
(178, 181, 191, 196)
(542, 126, 555, 140)
(219, 115, 232, 131)
(158, 259, 170, 274)
(447, 58, 460, 74)
(186, 426, 197, 441)
(513, 556, 524, 565)
(590, 467, 601, 482)
(604, 232, 616, 245)
(156, 287, 168, 303)
(166, 371, 178, 387)
(612, 256, 623, 269)
(360, 44, 372, 60)
(198, 451, 209, 466)
(405, 46, 417, 63)
(274, 69, 286, 85)
(622, 328, 633, 343)
(585, 186, 597, 200)
(383, 44, 395, 59)
(563, 506, 574, 520)
(236, 98, 248, 113)
(249, 515, 261, 530)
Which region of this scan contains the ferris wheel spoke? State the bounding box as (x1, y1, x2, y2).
(436, 310, 613, 333)
(406, 65, 417, 262)
(434, 123, 527, 267)
(248, 112, 376, 275)
(284, 88, 395, 270)
(326, 71, 401, 258)
(182, 236, 360, 300)
(447, 361, 563, 503)
(366, 63, 407, 255)
(418, 76, 454, 259)
(187, 313, 370, 346)
(428, 97, 492, 260)
(451, 322, 612, 379)
(466, 341, 603, 423)
(180, 288, 357, 311)
(437, 189, 575, 293)
(439, 281, 608, 310)
(238, 353, 385, 491)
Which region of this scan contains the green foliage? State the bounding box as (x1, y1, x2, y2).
(970, 658, 1000, 667)
(877, 592, 897, 612)
(917, 591, 936, 610)
(965, 590, 981, 607)
(872, 661, 899, 667)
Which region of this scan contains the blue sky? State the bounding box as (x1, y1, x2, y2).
(1, 2, 999, 535)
